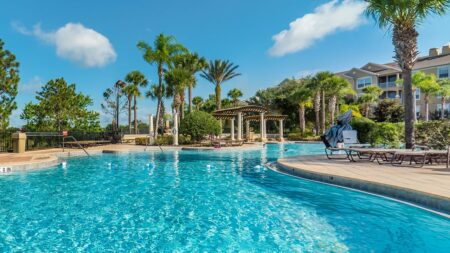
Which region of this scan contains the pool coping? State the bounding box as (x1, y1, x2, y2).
(274, 159, 450, 216)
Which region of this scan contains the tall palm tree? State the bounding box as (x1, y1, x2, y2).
(192, 96, 204, 111)
(437, 78, 450, 119)
(227, 88, 243, 107)
(122, 85, 134, 134)
(307, 72, 333, 134)
(200, 60, 241, 110)
(290, 83, 313, 134)
(125, 71, 148, 134)
(365, 0, 450, 148)
(137, 34, 186, 138)
(173, 53, 208, 113)
(322, 75, 355, 124)
(413, 71, 440, 121)
(146, 84, 168, 134)
(359, 86, 383, 117)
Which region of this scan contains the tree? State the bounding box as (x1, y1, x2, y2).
(365, 0, 450, 148)
(307, 72, 333, 134)
(437, 78, 450, 119)
(146, 84, 167, 133)
(227, 88, 243, 106)
(413, 71, 439, 121)
(192, 96, 203, 111)
(180, 111, 221, 142)
(20, 78, 100, 131)
(124, 71, 148, 133)
(359, 86, 383, 117)
(200, 60, 241, 110)
(290, 82, 312, 134)
(137, 34, 186, 139)
(165, 67, 192, 122)
(321, 75, 354, 124)
(0, 39, 20, 129)
(173, 52, 207, 113)
(122, 85, 134, 134)
(101, 83, 127, 131)
(373, 99, 405, 122)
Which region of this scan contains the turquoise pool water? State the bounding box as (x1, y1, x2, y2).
(0, 143, 449, 252)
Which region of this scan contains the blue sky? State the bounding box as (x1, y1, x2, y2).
(2, 0, 450, 127)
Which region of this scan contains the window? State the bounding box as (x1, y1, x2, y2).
(387, 91, 397, 99)
(415, 88, 420, 100)
(357, 77, 372, 89)
(438, 66, 449, 78)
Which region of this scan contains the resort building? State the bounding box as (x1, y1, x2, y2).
(338, 44, 450, 118)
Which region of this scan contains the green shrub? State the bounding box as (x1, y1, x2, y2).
(369, 122, 404, 148)
(179, 134, 192, 145)
(373, 100, 404, 123)
(350, 117, 376, 143)
(287, 133, 320, 141)
(135, 137, 150, 145)
(416, 120, 450, 149)
(155, 135, 173, 145)
(180, 111, 221, 142)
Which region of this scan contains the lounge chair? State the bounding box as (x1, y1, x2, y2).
(390, 146, 450, 168)
(324, 130, 370, 161)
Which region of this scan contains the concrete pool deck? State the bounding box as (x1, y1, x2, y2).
(276, 154, 450, 215)
(0, 143, 264, 172)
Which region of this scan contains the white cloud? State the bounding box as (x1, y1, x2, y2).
(13, 22, 117, 67)
(269, 0, 368, 57)
(19, 76, 44, 93)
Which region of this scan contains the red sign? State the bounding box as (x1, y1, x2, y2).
(62, 131, 68, 137)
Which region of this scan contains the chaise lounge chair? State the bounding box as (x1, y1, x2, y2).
(324, 130, 370, 161)
(390, 146, 450, 168)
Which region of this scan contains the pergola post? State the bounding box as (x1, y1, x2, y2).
(263, 119, 267, 140)
(237, 112, 242, 140)
(245, 120, 250, 141)
(230, 118, 235, 141)
(260, 112, 266, 142)
(279, 119, 284, 142)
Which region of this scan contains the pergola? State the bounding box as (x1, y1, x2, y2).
(213, 105, 287, 142)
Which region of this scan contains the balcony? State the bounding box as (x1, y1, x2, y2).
(378, 81, 397, 88)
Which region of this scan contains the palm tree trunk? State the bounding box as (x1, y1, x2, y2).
(128, 97, 132, 134)
(329, 95, 337, 125)
(154, 66, 164, 139)
(403, 69, 415, 148)
(299, 106, 305, 134)
(365, 104, 370, 117)
(442, 97, 446, 120)
(180, 89, 186, 119)
(134, 96, 138, 134)
(188, 84, 193, 113)
(425, 94, 429, 121)
(321, 90, 326, 133)
(215, 84, 221, 110)
(314, 91, 320, 135)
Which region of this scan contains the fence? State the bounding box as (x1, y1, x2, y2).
(0, 131, 13, 152)
(25, 131, 121, 151)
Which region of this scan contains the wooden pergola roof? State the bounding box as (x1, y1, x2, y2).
(213, 105, 268, 116)
(244, 114, 288, 122)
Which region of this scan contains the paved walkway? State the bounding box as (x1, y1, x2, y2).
(277, 155, 450, 214)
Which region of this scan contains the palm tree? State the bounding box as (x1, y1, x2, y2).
(322, 75, 355, 124)
(307, 72, 333, 134)
(173, 53, 208, 113)
(146, 84, 168, 134)
(437, 79, 450, 119)
(359, 86, 383, 117)
(413, 71, 440, 121)
(122, 85, 134, 134)
(124, 71, 148, 134)
(227, 88, 243, 107)
(165, 67, 193, 121)
(290, 83, 313, 134)
(192, 96, 203, 111)
(200, 60, 241, 110)
(137, 34, 186, 138)
(365, 0, 450, 148)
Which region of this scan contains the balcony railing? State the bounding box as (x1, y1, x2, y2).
(378, 81, 397, 88)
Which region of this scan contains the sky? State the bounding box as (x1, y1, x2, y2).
(2, 0, 450, 127)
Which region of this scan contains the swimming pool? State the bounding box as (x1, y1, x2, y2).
(0, 143, 449, 252)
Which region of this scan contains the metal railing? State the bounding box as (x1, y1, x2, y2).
(0, 131, 13, 152)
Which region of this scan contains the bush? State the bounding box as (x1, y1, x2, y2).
(155, 135, 173, 145)
(350, 117, 376, 143)
(370, 122, 404, 148)
(416, 120, 450, 149)
(287, 133, 320, 141)
(135, 137, 150, 145)
(373, 100, 404, 123)
(180, 111, 221, 142)
(340, 104, 363, 118)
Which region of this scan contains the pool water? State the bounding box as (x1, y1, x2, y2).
(1, 143, 449, 252)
